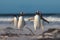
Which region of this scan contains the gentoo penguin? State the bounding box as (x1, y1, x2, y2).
(13, 17, 17, 27)
(17, 12, 25, 30)
(34, 11, 41, 31)
(34, 11, 49, 31)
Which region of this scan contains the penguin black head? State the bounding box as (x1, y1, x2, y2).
(19, 12, 24, 16)
(35, 10, 41, 15)
(35, 10, 42, 17)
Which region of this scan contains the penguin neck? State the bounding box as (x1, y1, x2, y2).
(35, 15, 39, 17)
(19, 16, 23, 17)
(19, 16, 24, 20)
(35, 15, 40, 19)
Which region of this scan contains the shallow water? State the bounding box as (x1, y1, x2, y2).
(0, 15, 60, 40)
(0, 16, 60, 33)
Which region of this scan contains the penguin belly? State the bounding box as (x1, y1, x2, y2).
(34, 15, 41, 31)
(18, 16, 25, 30)
(13, 17, 17, 27)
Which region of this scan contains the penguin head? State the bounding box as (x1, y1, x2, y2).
(35, 10, 42, 16)
(35, 10, 40, 15)
(19, 12, 24, 16)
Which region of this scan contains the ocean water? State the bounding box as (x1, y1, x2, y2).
(0, 14, 60, 40)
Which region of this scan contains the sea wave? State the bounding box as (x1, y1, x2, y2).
(0, 16, 60, 22)
(0, 18, 13, 21)
(25, 16, 60, 22)
(44, 16, 60, 22)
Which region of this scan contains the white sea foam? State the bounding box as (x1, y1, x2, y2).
(44, 16, 60, 22)
(0, 16, 60, 22)
(24, 16, 60, 22)
(0, 17, 13, 21)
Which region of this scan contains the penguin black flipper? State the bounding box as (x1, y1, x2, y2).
(39, 12, 49, 23)
(41, 17, 49, 23)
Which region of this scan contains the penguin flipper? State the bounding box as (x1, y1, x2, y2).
(28, 17, 34, 21)
(41, 17, 49, 23)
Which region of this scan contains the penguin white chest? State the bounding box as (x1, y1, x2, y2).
(34, 15, 41, 30)
(13, 17, 17, 27)
(18, 16, 24, 29)
(19, 16, 24, 22)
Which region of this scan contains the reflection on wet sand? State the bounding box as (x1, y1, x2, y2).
(0, 27, 60, 40)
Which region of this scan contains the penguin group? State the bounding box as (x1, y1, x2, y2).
(13, 11, 49, 32)
(13, 12, 25, 30)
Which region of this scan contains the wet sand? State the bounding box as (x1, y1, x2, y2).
(0, 35, 60, 40)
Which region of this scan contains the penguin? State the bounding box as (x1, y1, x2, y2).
(34, 11, 41, 31)
(13, 17, 17, 27)
(34, 11, 49, 31)
(17, 12, 25, 30)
